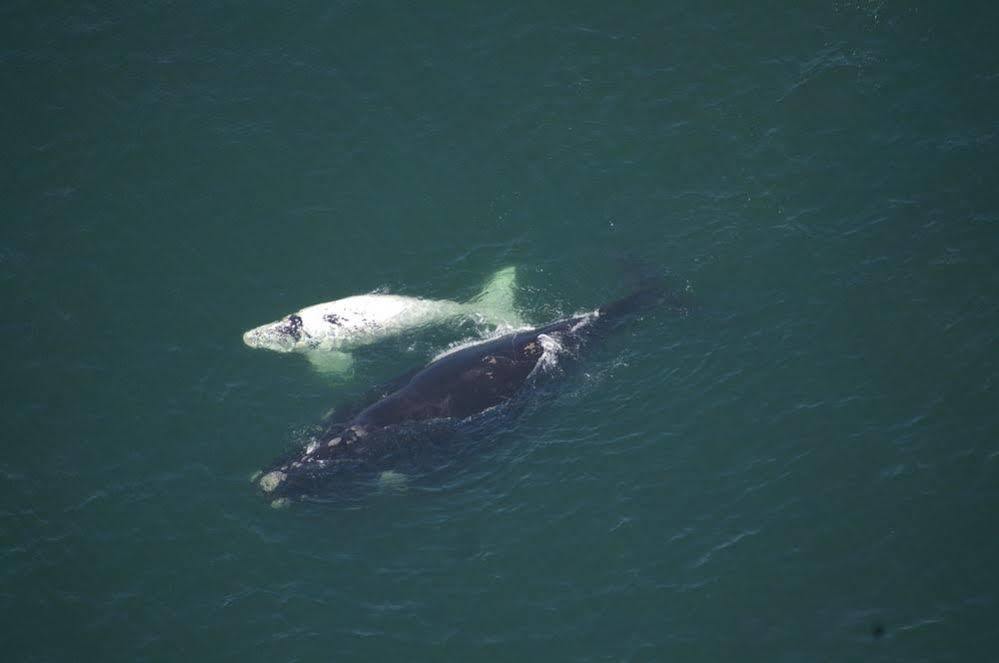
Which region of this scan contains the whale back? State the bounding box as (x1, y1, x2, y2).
(294, 294, 464, 351)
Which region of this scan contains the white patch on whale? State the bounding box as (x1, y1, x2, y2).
(524, 331, 575, 381)
(259, 470, 287, 493)
(242, 267, 523, 375)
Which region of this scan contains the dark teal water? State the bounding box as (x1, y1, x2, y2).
(4, 2, 999, 661)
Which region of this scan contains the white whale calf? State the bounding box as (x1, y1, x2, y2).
(242, 267, 522, 374)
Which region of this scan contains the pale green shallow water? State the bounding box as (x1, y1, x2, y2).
(3, 2, 999, 661)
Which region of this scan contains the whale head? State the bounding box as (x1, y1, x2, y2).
(243, 313, 313, 353)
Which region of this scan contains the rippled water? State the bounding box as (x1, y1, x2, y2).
(3, 2, 998, 661)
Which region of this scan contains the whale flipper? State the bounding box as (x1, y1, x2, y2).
(466, 266, 523, 328)
(377, 470, 409, 492)
(305, 350, 355, 376)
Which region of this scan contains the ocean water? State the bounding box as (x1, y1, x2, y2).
(3, 1, 998, 661)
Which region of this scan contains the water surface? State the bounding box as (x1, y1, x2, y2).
(3, 2, 998, 661)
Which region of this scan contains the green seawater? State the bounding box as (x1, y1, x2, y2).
(3, 2, 998, 661)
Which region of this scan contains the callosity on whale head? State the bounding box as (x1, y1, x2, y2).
(242, 313, 311, 352)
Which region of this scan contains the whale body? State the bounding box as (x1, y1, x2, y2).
(242, 267, 522, 374)
(255, 285, 670, 503)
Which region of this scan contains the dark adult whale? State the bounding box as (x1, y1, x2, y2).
(255, 285, 677, 504)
